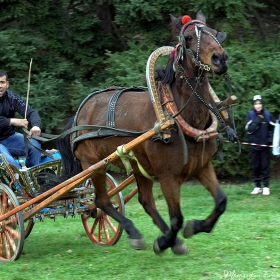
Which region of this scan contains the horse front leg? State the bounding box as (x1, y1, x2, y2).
(135, 175, 189, 255)
(90, 171, 145, 250)
(183, 162, 227, 238)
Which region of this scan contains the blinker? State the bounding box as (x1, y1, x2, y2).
(216, 31, 227, 44)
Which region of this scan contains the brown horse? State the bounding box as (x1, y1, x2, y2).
(46, 10, 237, 255)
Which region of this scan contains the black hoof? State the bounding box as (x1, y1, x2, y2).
(129, 238, 145, 250)
(183, 220, 195, 238)
(171, 238, 189, 255)
(153, 239, 165, 255)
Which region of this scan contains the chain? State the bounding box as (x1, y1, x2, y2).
(176, 65, 227, 127)
(173, 23, 228, 127)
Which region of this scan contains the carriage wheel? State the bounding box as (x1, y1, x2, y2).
(0, 183, 24, 262)
(81, 173, 125, 246)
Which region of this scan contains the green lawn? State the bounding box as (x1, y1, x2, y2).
(1, 178, 280, 280)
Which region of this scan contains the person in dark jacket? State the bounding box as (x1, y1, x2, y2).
(245, 95, 274, 196)
(0, 70, 42, 169)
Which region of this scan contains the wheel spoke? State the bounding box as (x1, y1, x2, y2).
(102, 218, 112, 243)
(7, 202, 14, 212)
(98, 219, 103, 242)
(0, 183, 24, 261)
(81, 174, 125, 246)
(103, 215, 117, 234)
(1, 192, 7, 213)
(3, 234, 11, 259)
(0, 234, 3, 258)
(6, 224, 20, 240)
(5, 216, 17, 227)
(90, 217, 98, 235)
(5, 231, 17, 254)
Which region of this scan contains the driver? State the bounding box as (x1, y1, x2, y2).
(0, 70, 42, 169)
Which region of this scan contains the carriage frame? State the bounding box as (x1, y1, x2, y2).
(0, 119, 173, 261)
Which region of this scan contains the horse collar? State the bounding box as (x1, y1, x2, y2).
(158, 81, 218, 142)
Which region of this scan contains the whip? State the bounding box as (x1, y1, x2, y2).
(24, 58, 33, 119)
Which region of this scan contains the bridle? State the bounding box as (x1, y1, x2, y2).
(169, 18, 238, 143)
(179, 19, 222, 69)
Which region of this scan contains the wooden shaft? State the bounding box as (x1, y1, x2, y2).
(107, 175, 135, 198)
(88, 175, 136, 211)
(0, 119, 174, 222)
(208, 83, 227, 120)
(123, 187, 139, 205)
(216, 95, 237, 109)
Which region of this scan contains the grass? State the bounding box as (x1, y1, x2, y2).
(1, 178, 280, 280)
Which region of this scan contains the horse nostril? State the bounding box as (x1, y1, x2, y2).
(223, 51, 229, 64)
(211, 52, 221, 66)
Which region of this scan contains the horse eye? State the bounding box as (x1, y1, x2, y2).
(185, 36, 193, 42)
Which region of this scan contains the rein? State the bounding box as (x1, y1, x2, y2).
(176, 64, 226, 127)
(22, 125, 148, 145)
(171, 20, 239, 143)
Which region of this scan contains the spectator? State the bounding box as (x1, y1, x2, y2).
(245, 95, 274, 196)
(0, 70, 42, 170)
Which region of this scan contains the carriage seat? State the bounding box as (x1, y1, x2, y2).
(14, 149, 60, 170)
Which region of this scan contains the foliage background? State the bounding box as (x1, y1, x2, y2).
(0, 0, 280, 177)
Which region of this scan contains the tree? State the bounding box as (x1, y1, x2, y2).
(0, 0, 279, 176)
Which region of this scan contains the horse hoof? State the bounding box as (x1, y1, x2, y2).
(153, 240, 164, 255)
(129, 238, 145, 250)
(171, 239, 189, 255)
(183, 220, 195, 238)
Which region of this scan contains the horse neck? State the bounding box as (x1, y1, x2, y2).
(171, 66, 211, 129)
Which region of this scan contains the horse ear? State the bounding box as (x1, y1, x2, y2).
(216, 31, 227, 44)
(169, 14, 183, 31)
(196, 10, 206, 24)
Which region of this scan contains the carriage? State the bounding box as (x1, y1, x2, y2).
(0, 120, 172, 261)
(0, 10, 238, 262)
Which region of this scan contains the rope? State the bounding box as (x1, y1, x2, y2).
(116, 145, 153, 180)
(224, 140, 279, 148)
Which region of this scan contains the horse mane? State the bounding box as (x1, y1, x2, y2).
(155, 55, 175, 84)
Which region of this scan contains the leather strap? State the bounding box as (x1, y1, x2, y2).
(23, 125, 147, 144)
(159, 82, 218, 142)
(106, 89, 125, 127)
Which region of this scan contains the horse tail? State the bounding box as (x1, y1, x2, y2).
(39, 116, 82, 192)
(57, 116, 82, 179)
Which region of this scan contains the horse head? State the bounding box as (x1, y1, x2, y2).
(170, 10, 228, 77)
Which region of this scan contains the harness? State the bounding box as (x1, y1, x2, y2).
(22, 16, 238, 176)
(145, 17, 239, 163)
(70, 86, 148, 152)
(174, 19, 237, 138)
(22, 86, 160, 180)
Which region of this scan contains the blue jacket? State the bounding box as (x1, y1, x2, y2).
(0, 89, 41, 141)
(245, 109, 274, 149)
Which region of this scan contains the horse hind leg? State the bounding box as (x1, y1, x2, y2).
(183, 162, 227, 238)
(90, 170, 145, 250)
(135, 174, 189, 255)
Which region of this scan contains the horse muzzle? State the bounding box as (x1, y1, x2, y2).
(211, 51, 229, 75)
